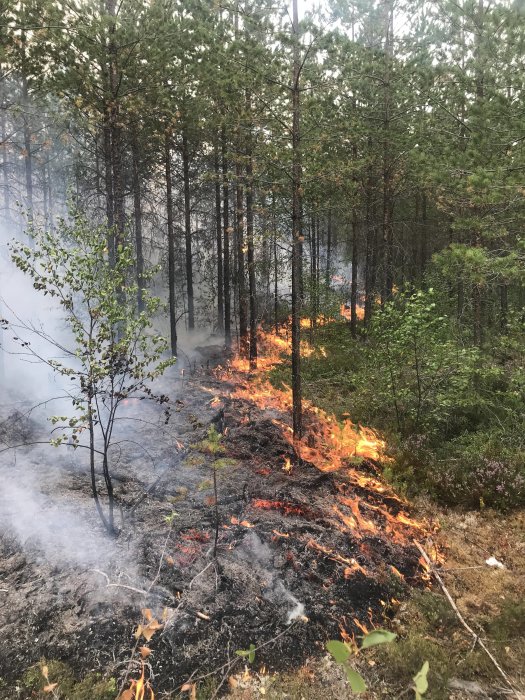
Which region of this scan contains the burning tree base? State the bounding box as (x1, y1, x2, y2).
(0, 361, 432, 697)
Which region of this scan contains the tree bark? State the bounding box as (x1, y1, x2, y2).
(350, 208, 358, 338)
(291, 0, 303, 438)
(132, 132, 144, 312)
(182, 127, 195, 330)
(236, 162, 248, 356)
(165, 133, 177, 357)
(325, 209, 332, 287)
(21, 78, 33, 227)
(381, 0, 394, 304)
(221, 129, 231, 347)
(246, 145, 257, 369)
(214, 144, 224, 333)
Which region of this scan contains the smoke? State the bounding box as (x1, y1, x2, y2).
(236, 531, 305, 625)
(0, 470, 122, 569)
(0, 221, 127, 573)
(0, 222, 72, 412)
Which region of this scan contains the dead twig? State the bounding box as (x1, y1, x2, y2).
(415, 541, 523, 700)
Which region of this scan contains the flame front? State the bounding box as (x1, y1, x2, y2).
(226, 325, 387, 468)
(218, 320, 432, 553)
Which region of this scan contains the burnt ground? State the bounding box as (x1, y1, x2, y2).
(0, 356, 427, 697)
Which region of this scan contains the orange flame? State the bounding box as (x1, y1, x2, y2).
(218, 319, 432, 561)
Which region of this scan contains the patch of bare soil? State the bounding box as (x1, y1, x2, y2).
(0, 365, 429, 698)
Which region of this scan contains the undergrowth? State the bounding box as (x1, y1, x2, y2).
(270, 307, 525, 511)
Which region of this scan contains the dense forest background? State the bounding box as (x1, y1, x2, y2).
(1, 0, 525, 510)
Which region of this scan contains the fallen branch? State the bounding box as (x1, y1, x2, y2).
(415, 541, 523, 700)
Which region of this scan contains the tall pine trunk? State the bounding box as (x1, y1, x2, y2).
(236, 162, 248, 356)
(182, 128, 195, 330)
(291, 0, 303, 438)
(132, 133, 144, 312)
(214, 144, 224, 333)
(22, 78, 33, 227)
(165, 133, 177, 356)
(246, 145, 257, 369)
(221, 130, 231, 347)
(350, 209, 358, 338)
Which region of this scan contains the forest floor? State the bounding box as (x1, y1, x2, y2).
(0, 338, 523, 700)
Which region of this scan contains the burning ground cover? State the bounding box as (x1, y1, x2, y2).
(0, 329, 433, 698)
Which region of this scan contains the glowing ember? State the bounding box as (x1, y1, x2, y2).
(307, 539, 367, 575)
(252, 498, 305, 517)
(230, 516, 255, 528)
(282, 456, 293, 473)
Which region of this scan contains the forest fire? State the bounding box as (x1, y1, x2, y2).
(224, 324, 388, 468)
(219, 319, 431, 556)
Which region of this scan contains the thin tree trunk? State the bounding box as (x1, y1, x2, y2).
(272, 192, 279, 333)
(291, 0, 303, 438)
(214, 144, 224, 333)
(1, 103, 10, 224)
(381, 0, 394, 304)
(132, 133, 144, 312)
(221, 130, 231, 347)
(42, 163, 49, 230)
(246, 145, 257, 369)
(165, 133, 177, 357)
(236, 163, 248, 356)
(105, 0, 125, 263)
(22, 78, 33, 227)
(350, 209, 358, 338)
(182, 127, 195, 330)
(420, 190, 428, 276)
(325, 209, 332, 287)
(103, 123, 115, 265)
(364, 179, 373, 326)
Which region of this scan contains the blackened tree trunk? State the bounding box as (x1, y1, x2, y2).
(246, 146, 257, 369)
(325, 209, 332, 287)
(1, 103, 10, 224)
(236, 163, 248, 356)
(291, 0, 303, 438)
(132, 132, 144, 312)
(221, 130, 231, 346)
(350, 208, 358, 338)
(214, 144, 224, 333)
(22, 78, 33, 226)
(381, 0, 394, 305)
(106, 0, 125, 258)
(272, 192, 279, 333)
(165, 133, 177, 356)
(364, 175, 374, 326)
(182, 127, 195, 330)
(103, 123, 115, 264)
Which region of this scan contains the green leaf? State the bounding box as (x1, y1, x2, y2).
(326, 640, 351, 664)
(345, 667, 367, 693)
(413, 661, 429, 696)
(360, 629, 397, 650)
(235, 643, 256, 663)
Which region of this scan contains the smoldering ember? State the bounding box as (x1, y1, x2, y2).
(1, 1, 525, 699)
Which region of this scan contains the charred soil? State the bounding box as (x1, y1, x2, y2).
(0, 357, 430, 697)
